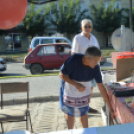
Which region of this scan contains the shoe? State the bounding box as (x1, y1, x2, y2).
(88, 107, 98, 113)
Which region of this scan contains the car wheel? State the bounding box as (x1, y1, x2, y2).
(30, 64, 44, 74)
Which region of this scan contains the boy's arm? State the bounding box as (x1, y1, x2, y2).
(97, 83, 115, 119)
(59, 72, 86, 92)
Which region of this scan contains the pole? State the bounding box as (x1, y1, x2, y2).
(12, 32, 14, 51)
(129, 0, 133, 51)
(121, 25, 126, 51)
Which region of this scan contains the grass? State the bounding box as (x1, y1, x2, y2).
(0, 72, 59, 79)
(0, 52, 28, 58)
(0, 48, 117, 58)
(0, 68, 114, 79)
(101, 48, 117, 57)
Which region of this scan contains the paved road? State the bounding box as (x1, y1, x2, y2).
(0, 62, 60, 77)
(0, 58, 114, 100)
(0, 75, 101, 101)
(0, 58, 113, 77)
(0, 76, 61, 99)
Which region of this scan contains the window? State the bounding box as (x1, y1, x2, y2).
(77, 1, 84, 13)
(37, 46, 44, 56)
(51, 8, 56, 14)
(57, 45, 71, 55)
(45, 45, 56, 54)
(41, 39, 53, 44)
(64, 6, 69, 12)
(105, 1, 121, 9)
(114, 1, 121, 9)
(37, 45, 56, 56)
(55, 39, 71, 45)
(50, 4, 57, 14)
(55, 39, 68, 43)
(33, 39, 39, 47)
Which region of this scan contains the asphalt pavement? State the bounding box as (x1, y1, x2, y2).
(0, 57, 114, 77)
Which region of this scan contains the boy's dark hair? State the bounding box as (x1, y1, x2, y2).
(84, 46, 101, 58)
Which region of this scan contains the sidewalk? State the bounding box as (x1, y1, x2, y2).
(0, 76, 101, 105)
(1, 97, 105, 134)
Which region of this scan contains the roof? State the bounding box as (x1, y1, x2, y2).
(33, 37, 68, 39)
(28, 0, 58, 5)
(38, 43, 70, 46)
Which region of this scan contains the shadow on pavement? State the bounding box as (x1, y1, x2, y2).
(88, 114, 101, 118)
(0, 73, 26, 77)
(102, 62, 113, 66)
(44, 70, 60, 74)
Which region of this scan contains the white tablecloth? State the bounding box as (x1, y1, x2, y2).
(41, 123, 134, 134)
(5, 130, 30, 134)
(5, 123, 134, 134)
(39, 127, 97, 134)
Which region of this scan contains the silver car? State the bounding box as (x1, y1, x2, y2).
(0, 58, 6, 72)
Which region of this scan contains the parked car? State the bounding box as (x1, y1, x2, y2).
(29, 37, 72, 52)
(0, 58, 7, 72)
(24, 43, 71, 74)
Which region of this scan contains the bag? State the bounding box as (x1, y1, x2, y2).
(113, 89, 134, 97)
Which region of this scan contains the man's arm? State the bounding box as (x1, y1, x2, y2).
(59, 72, 86, 92)
(97, 83, 115, 119)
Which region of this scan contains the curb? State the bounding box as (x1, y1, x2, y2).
(2, 91, 101, 106)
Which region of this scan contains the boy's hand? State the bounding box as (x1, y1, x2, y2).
(75, 83, 86, 92)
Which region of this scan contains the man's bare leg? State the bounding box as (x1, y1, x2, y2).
(79, 114, 88, 128)
(91, 86, 93, 95)
(65, 114, 75, 129)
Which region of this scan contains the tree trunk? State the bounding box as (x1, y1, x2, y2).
(103, 33, 109, 47)
(66, 33, 71, 40)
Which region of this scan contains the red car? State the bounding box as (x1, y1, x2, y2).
(24, 43, 71, 74)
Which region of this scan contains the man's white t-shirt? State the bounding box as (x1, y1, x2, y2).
(71, 32, 100, 54)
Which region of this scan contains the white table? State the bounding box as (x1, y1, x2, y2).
(5, 123, 134, 134)
(40, 123, 134, 134)
(5, 130, 30, 134)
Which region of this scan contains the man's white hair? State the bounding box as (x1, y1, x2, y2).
(81, 19, 93, 27)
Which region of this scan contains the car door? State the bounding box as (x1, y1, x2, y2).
(56, 44, 71, 66)
(37, 45, 61, 69)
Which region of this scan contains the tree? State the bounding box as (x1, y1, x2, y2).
(90, 0, 128, 47)
(0, 30, 6, 36)
(120, 7, 134, 31)
(48, 0, 89, 39)
(20, 3, 51, 38)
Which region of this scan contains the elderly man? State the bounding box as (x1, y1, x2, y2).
(71, 19, 103, 113)
(59, 47, 114, 129)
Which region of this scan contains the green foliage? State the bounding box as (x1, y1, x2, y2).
(89, 0, 128, 34)
(48, 0, 89, 36)
(120, 8, 134, 31)
(0, 30, 6, 36)
(20, 3, 51, 37)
